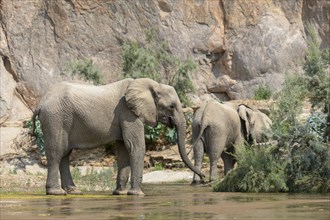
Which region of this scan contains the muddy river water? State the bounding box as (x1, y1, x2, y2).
(1, 184, 329, 219)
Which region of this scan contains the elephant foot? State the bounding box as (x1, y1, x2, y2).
(203, 182, 213, 187)
(127, 188, 145, 196)
(64, 186, 83, 195)
(191, 180, 204, 186)
(112, 189, 128, 195)
(46, 188, 67, 195)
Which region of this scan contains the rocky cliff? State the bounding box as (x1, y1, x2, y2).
(0, 0, 329, 124)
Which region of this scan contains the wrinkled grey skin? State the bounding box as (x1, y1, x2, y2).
(32, 78, 204, 195)
(191, 100, 272, 184)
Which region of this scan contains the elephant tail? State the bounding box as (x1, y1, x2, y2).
(192, 107, 208, 151)
(192, 124, 207, 150)
(30, 106, 41, 137)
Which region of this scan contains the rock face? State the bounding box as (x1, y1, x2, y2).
(0, 0, 329, 123)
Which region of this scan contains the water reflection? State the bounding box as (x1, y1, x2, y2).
(45, 198, 73, 216)
(192, 193, 218, 206)
(1, 184, 329, 220)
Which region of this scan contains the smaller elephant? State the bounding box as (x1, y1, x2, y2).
(192, 100, 272, 184)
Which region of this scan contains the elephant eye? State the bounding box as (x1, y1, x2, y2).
(170, 104, 175, 109)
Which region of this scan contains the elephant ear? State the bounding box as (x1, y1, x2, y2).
(125, 78, 160, 126)
(238, 104, 254, 140)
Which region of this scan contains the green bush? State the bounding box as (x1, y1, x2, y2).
(304, 24, 330, 114)
(153, 163, 165, 171)
(24, 117, 45, 153)
(283, 124, 330, 193)
(122, 28, 196, 146)
(303, 24, 325, 78)
(253, 84, 272, 100)
(214, 25, 330, 193)
(271, 57, 330, 193)
(270, 74, 308, 134)
(144, 124, 163, 144)
(65, 59, 103, 85)
(307, 112, 328, 141)
(122, 40, 162, 82)
(171, 59, 197, 106)
(214, 73, 330, 193)
(71, 167, 115, 191)
(122, 28, 196, 107)
(213, 144, 288, 193)
(144, 123, 177, 146)
(144, 110, 195, 147)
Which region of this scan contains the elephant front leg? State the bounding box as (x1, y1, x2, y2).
(122, 122, 145, 196)
(127, 141, 145, 196)
(113, 143, 131, 195)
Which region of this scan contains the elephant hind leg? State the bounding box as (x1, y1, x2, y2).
(59, 151, 82, 195)
(46, 156, 67, 195)
(113, 141, 131, 195)
(191, 138, 204, 185)
(208, 136, 226, 182)
(44, 133, 67, 195)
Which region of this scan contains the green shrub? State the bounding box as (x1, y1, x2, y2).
(253, 84, 272, 100)
(213, 144, 288, 193)
(144, 124, 163, 144)
(122, 40, 161, 82)
(213, 72, 330, 192)
(303, 24, 325, 78)
(122, 27, 196, 107)
(304, 24, 330, 112)
(24, 117, 45, 153)
(303, 24, 329, 142)
(214, 101, 330, 193)
(283, 124, 330, 193)
(144, 123, 177, 146)
(144, 110, 195, 146)
(270, 74, 308, 135)
(307, 112, 328, 141)
(65, 59, 103, 85)
(71, 167, 115, 191)
(122, 28, 197, 146)
(321, 48, 330, 65)
(153, 163, 165, 171)
(165, 127, 177, 144)
(214, 26, 330, 193)
(270, 61, 330, 193)
(171, 59, 197, 106)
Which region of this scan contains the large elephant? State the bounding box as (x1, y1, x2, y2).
(191, 100, 272, 184)
(31, 78, 204, 195)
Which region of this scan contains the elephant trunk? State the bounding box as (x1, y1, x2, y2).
(175, 113, 205, 180)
